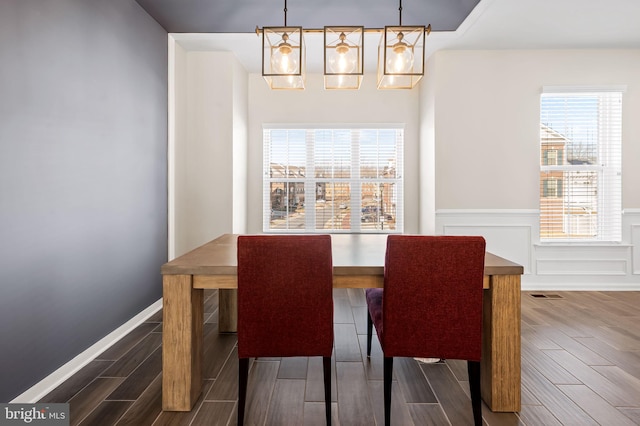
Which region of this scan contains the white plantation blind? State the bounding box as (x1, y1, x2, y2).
(263, 126, 404, 233)
(540, 89, 623, 242)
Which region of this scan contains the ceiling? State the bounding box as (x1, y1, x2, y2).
(135, 0, 640, 74)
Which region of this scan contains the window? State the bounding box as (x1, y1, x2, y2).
(540, 89, 623, 242)
(263, 126, 403, 233)
(545, 149, 559, 166)
(542, 178, 561, 198)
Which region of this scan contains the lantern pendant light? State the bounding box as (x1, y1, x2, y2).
(377, 0, 427, 89)
(262, 0, 305, 90)
(323, 26, 364, 90)
(259, 0, 429, 90)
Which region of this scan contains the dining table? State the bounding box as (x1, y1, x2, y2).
(160, 233, 524, 413)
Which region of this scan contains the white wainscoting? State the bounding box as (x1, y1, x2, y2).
(631, 209, 640, 275)
(436, 209, 640, 291)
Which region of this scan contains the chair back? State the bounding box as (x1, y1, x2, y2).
(382, 235, 486, 360)
(237, 235, 334, 358)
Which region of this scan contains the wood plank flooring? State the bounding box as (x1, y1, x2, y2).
(39, 290, 640, 425)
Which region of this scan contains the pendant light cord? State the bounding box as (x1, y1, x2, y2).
(398, 0, 403, 25)
(283, 0, 288, 26)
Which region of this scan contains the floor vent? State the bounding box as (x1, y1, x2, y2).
(530, 293, 564, 299)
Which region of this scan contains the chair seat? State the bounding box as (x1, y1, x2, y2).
(365, 288, 384, 344)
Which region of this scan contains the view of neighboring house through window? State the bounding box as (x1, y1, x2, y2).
(540, 89, 623, 241)
(263, 126, 403, 233)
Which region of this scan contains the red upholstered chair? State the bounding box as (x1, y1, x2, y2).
(366, 235, 486, 426)
(237, 235, 334, 426)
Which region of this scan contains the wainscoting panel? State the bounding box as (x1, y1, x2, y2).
(443, 225, 532, 274)
(436, 209, 640, 290)
(536, 259, 628, 276)
(631, 223, 640, 275)
(438, 210, 536, 275)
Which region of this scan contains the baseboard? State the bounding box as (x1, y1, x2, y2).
(10, 299, 163, 403)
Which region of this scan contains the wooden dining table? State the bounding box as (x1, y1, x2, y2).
(160, 233, 524, 413)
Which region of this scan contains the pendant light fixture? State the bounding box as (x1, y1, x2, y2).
(262, 0, 305, 90)
(377, 0, 428, 89)
(323, 26, 364, 90)
(258, 0, 429, 90)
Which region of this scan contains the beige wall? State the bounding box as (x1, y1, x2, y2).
(418, 54, 437, 234)
(429, 49, 640, 289)
(170, 46, 640, 288)
(232, 60, 249, 234)
(171, 48, 640, 222)
(246, 73, 421, 233)
(171, 49, 247, 257)
(430, 49, 640, 210)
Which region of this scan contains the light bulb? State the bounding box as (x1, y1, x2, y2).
(329, 33, 357, 74)
(271, 33, 298, 74)
(386, 32, 414, 73)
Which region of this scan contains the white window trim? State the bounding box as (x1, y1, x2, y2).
(539, 88, 623, 243)
(263, 125, 404, 234)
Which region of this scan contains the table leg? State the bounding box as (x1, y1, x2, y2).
(219, 289, 238, 332)
(162, 274, 204, 411)
(481, 274, 521, 412)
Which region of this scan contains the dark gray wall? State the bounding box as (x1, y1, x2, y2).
(0, 0, 167, 401)
(134, 0, 481, 33)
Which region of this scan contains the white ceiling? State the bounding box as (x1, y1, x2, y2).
(172, 0, 640, 74)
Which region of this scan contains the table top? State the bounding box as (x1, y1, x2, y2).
(161, 234, 524, 276)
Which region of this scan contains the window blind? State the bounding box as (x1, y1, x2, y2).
(263, 127, 404, 233)
(539, 90, 622, 242)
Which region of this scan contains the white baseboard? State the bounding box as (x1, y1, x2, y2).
(10, 299, 163, 403)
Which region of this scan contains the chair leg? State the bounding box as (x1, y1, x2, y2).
(366, 310, 373, 358)
(383, 357, 393, 426)
(468, 360, 482, 426)
(323, 356, 332, 425)
(238, 358, 249, 426)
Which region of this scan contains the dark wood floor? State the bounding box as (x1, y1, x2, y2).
(38, 290, 640, 425)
